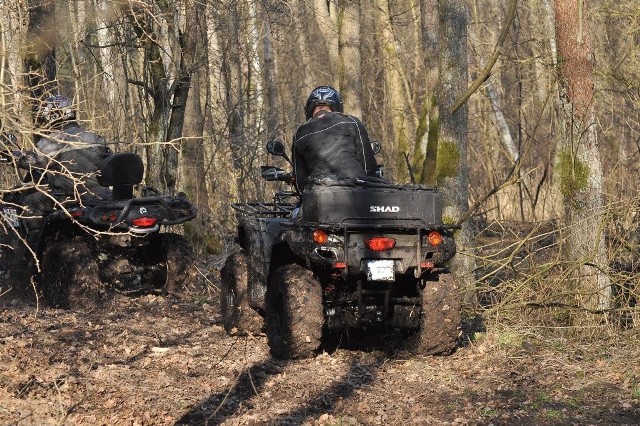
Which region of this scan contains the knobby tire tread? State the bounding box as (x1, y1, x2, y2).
(266, 264, 323, 359)
(41, 240, 102, 310)
(220, 251, 262, 335)
(407, 272, 461, 355)
(160, 233, 196, 294)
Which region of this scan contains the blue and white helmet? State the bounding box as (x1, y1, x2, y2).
(304, 85, 343, 120)
(39, 95, 76, 125)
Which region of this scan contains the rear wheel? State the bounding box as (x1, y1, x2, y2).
(405, 272, 461, 355)
(0, 231, 31, 297)
(156, 233, 196, 294)
(220, 251, 262, 335)
(41, 240, 103, 310)
(265, 264, 323, 359)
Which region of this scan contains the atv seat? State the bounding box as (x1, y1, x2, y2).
(97, 153, 144, 200)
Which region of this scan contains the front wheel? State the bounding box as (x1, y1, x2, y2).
(265, 264, 323, 359)
(405, 272, 461, 355)
(41, 240, 103, 310)
(220, 251, 262, 335)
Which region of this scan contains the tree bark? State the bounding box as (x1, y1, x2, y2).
(554, 0, 610, 311)
(262, 15, 280, 142)
(337, 0, 362, 117)
(25, 0, 57, 99)
(437, 0, 476, 308)
(417, 0, 439, 185)
(0, 0, 30, 128)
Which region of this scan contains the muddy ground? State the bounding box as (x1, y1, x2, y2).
(1, 269, 640, 426)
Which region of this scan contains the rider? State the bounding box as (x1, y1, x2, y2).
(291, 85, 377, 193)
(20, 95, 110, 247)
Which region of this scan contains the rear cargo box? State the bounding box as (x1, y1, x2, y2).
(301, 181, 443, 227)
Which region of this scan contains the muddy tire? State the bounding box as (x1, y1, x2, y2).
(41, 241, 103, 310)
(405, 272, 461, 355)
(265, 264, 323, 359)
(157, 233, 196, 294)
(220, 251, 263, 335)
(0, 236, 33, 299)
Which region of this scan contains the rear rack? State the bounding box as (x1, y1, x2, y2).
(231, 202, 296, 218)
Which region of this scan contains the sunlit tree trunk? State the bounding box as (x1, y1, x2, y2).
(337, 0, 362, 117)
(554, 0, 610, 311)
(261, 12, 281, 142)
(373, 0, 415, 182)
(25, 0, 57, 99)
(0, 0, 30, 129)
(312, 0, 339, 81)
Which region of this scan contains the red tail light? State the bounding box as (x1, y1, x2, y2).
(313, 229, 328, 244)
(365, 237, 396, 251)
(132, 216, 158, 227)
(426, 231, 443, 246)
(100, 212, 119, 222)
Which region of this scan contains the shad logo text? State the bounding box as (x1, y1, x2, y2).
(370, 206, 400, 213)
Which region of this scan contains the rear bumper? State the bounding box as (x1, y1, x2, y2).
(284, 222, 456, 278)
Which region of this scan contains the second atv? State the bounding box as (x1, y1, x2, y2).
(0, 149, 197, 309)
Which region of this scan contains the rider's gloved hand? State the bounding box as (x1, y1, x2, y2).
(17, 151, 42, 169)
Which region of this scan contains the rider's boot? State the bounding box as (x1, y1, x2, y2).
(26, 228, 41, 251)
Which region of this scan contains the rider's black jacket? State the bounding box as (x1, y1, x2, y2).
(292, 111, 377, 192)
(24, 122, 109, 194)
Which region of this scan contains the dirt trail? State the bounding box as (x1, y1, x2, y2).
(1, 284, 639, 425)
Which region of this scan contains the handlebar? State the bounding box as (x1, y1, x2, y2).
(0, 150, 20, 164)
(261, 166, 294, 184)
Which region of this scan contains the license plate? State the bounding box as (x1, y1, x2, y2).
(366, 259, 395, 281)
(1, 208, 19, 228)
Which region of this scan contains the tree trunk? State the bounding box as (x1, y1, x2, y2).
(312, 0, 339, 81)
(436, 0, 476, 308)
(337, 0, 362, 117)
(0, 0, 30, 128)
(25, 0, 57, 100)
(417, 0, 439, 185)
(262, 15, 280, 142)
(554, 0, 610, 311)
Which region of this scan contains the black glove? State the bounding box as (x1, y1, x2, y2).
(17, 151, 41, 169)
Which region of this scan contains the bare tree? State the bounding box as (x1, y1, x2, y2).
(554, 0, 610, 311)
(25, 0, 57, 98)
(436, 0, 475, 306)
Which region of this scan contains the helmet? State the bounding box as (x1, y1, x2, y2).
(304, 85, 343, 120)
(39, 95, 76, 125)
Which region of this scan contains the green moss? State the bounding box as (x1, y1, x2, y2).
(436, 140, 461, 184)
(442, 215, 457, 225)
(558, 150, 590, 197)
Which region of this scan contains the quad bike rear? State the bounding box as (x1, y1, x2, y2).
(0, 148, 197, 309)
(221, 141, 461, 359)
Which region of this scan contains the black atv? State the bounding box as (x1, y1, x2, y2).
(221, 140, 461, 359)
(0, 147, 197, 309)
